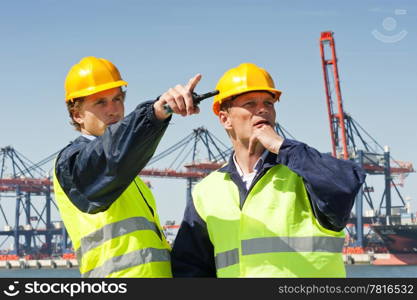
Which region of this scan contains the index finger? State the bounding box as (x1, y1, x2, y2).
(185, 73, 202, 92)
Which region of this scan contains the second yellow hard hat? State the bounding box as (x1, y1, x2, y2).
(213, 63, 281, 115)
(64, 56, 128, 102)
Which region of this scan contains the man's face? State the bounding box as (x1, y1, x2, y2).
(219, 91, 276, 143)
(73, 87, 125, 136)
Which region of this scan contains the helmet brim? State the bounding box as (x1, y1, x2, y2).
(213, 88, 281, 116)
(66, 80, 128, 102)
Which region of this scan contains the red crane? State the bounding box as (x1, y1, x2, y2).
(319, 31, 415, 249)
(319, 31, 414, 181)
(319, 31, 349, 160)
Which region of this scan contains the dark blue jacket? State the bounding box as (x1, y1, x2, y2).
(55, 100, 170, 214)
(171, 139, 366, 277)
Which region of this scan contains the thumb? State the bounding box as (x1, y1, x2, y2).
(248, 135, 258, 155)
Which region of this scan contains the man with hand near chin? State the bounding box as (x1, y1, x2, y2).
(171, 62, 366, 278)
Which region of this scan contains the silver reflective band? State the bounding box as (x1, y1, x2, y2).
(241, 236, 345, 255)
(76, 216, 160, 263)
(215, 248, 239, 269)
(82, 247, 170, 278)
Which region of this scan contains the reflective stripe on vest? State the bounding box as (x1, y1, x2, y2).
(242, 236, 345, 255)
(215, 236, 345, 269)
(75, 216, 161, 263)
(82, 248, 170, 278)
(215, 248, 239, 269)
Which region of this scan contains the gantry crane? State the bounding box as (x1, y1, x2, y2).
(139, 127, 231, 203)
(0, 146, 69, 259)
(319, 31, 415, 248)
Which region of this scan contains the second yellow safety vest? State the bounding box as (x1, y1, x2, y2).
(193, 164, 346, 278)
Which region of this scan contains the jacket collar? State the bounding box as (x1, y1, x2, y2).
(218, 150, 278, 176)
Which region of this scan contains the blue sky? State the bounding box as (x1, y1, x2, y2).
(0, 0, 416, 228)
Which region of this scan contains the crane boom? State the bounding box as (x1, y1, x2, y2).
(319, 31, 349, 159)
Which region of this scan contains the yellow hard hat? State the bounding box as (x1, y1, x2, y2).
(213, 63, 281, 115)
(64, 56, 128, 102)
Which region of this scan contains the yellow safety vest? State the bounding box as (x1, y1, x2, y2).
(193, 164, 346, 278)
(53, 170, 172, 278)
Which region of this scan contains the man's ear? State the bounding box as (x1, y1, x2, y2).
(72, 109, 84, 127)
(219, 111, 232, 130)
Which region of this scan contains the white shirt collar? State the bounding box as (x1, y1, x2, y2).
(82, 133, 96, 141)
(233, 149, 269, 177)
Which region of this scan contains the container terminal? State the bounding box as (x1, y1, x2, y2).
(0, 31, 415, 269)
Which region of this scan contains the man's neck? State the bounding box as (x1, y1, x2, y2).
(233, 142, 264, 175)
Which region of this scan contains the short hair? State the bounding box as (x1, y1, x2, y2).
(219, 98, 233, 113)
(66, 97, 85, 131)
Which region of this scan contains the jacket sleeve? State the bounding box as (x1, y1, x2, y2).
(55, 100, 170, 214)
(276, 139, 366, 231)
(171, 195, 216, 277)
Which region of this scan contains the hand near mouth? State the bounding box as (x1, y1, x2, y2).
(248, 123, 284, 155)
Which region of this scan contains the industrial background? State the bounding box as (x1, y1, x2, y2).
(0, 0, 416, 266)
